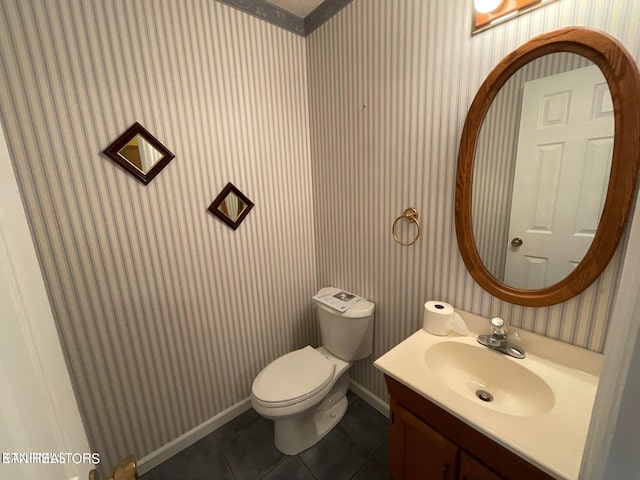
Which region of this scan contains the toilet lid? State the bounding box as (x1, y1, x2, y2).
(252, 346, 334, 405)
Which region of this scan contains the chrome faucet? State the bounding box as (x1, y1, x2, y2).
(477, 317, 525, 359)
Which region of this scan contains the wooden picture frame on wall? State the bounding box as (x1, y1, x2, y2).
(102, 122, 175, 185)
(207, 182, 254, 230)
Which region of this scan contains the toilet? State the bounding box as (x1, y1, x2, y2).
(251, 287, 375, 455)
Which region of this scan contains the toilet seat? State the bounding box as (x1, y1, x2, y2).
(252, 346, 335, 407)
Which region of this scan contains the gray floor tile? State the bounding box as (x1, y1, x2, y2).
(338, 399, 389, 453)
(141, 390, 390, 480)
(351, 456, 388, 480)
(300, 427, 370, 480)
(374, 439, 388, 468)
(262, 456, 316, 480)
(213, 407, 261, 444)
(139, 470, 156, 480)
(220, 416, 284, 480)
(147, 445, 234, 480)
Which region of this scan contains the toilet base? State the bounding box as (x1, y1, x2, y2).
(273, 371, 350, 455)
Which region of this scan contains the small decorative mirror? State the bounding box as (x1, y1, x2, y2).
(208, 182, 254, 230)
(103, 122, 175, 184)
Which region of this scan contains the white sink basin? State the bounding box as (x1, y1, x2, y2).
(374, 309, 602, 480)
(424, 341, 554, 417)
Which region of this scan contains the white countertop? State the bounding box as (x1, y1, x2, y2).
(373, 309, 602, 480)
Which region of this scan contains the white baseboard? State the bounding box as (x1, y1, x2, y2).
(137, 397, 252, 475)
(349, 380, 390, 418)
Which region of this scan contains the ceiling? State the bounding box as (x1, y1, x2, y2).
(217, 0, 350, 36)
(266, 0, 326, 18)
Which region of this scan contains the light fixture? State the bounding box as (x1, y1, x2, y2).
(474, 0, 504, 14)
(490, 10, 518, 24)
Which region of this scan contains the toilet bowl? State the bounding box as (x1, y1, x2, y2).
(252, 346, 351, 454)
(251, 287, 375, 455)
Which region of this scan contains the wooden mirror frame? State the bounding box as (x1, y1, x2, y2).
(103, 122, 175, 185)
(207, 182, 254, 230)
(455, 27, 640, 307)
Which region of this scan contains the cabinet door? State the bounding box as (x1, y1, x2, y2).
(459, 452, 504, 480)
(390, 401, 458, 480)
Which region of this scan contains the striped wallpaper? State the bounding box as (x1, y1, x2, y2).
(307, 0, 639, 402)
(1, 0, 639, 473)
(0, 0, 317, 471)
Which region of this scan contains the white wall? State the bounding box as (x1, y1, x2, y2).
(602, 320, 640, 478)
(0, 119, 92, 479)
(581, 174, 640, 479)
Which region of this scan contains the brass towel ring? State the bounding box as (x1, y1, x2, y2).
(392, 208, 420, 246)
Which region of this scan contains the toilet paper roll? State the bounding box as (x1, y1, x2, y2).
(423, 301, 469, 336)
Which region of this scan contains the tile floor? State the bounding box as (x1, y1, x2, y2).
(140, 391, 390, 480)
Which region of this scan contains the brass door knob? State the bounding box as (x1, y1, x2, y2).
(511, 237, 523, 247)
(89, 455, 137, 480)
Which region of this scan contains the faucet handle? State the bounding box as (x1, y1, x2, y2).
(490, 317, 507, 336)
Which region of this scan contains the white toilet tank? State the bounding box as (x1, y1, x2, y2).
(313, 287, 375, 361)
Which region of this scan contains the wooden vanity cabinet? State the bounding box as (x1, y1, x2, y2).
(385, 375, 555, 480)
(390, 402, 458, 479)
(459, 452, 503, 480)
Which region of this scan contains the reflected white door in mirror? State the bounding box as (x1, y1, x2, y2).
(504, 65, 613, 289)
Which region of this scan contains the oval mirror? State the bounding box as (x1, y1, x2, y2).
(456, 27, 640, 307)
